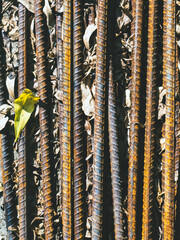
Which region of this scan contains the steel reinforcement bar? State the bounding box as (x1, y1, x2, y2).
(128, 0, 143, 239)
(62, 0, 73, 238)
(162, 0, 176, 239)
(35, 0, 55, 238)
(73, 0, 86, 239)
(92, 0, 108, 239)
(0, 2, 18, 238)
(142, 0, 158, 238)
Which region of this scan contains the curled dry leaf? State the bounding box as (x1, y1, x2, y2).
(18, 0, 34, 13)
(85, 120, 92, 135)
(125, 89, 131, 107)
(158, 87, 166, 120)
(83, 24, 97, 50)
(0, 116, 9, 131)
(81, 75, 95, 117)
(117, 11, 131, 31)
(160, 138, 165, 153)
(0, 104, 12, 115)
(6, 74, 15, 99)
(0, 103, 12, 130)
(54, 90, 63, 101)
(43, 0, 54, 28)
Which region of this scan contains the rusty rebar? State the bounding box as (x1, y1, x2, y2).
(162, 0, 176, 238)
(175, 44, 180, 239)
(128, 0, 143, 239)
(56, 0, 63, 212)
(0, 3, 18, 239)
(62, 0, 72, 238)
(18, 3, 28, 239)
(92, 0, 108, 238)
(35, 0, 55, 239)
(73, 0, 86, 239)
(108, 57, 124, 239)
(142, 0, 158, 238)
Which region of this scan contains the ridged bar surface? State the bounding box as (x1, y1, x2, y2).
(128, 0, 143, 239)
(18, 4, 28, 239)
(92, 0, 108, 239)
(162, 0, 176, 239)
(62, 0, 72, 238)
(73, 0, 85, 239)
(56, 0, 63, 210)
(0, 2, 18, 239)
(108, 58, 123, 239)
(142, 0, 158, 238)
(35, 0, 55, 239)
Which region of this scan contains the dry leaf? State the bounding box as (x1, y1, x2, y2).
(81, 76, 95, 117)
(0, 116, 9, 131)
(6, 74, 15, 99)
(18, 0, 34, 13)
(83, 24, 97, 50)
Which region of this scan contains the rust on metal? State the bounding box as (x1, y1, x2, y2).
(142, 0, 158, 238)
(162, 0, 176, 239)
(35, 0, 55, 239)
(56, 0, 63, 211)
(128, 0, 143, 239)
(62, 0, 72, 238)
(73, 0, 86, 239)
(18, 3, 28, 239)
(108, 57, 124, 239)
(0, 1, 18, 238)
(92, 0, 108, 238)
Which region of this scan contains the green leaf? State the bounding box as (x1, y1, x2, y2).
(14, 89, 39, 142)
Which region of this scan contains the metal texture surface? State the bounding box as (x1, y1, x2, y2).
(142, 0, 158, 238)
(108, 58, 123, 239)
(0, 3, 18, 239)
(56, 0, 63, 211)
(18, 4, 28, 239)
(92, 0, 108, 239)
(175, 43, 180, 239)
(62, 0, 72, 238)
(73, 0, 86, 239)
(128, 0, 143, 239)
(162, 0, 176, 239)
(35, 0, 55, 239)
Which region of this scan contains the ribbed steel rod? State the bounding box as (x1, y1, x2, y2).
(175, 44, 180, 239)
(0, 1, 18, 240)
(128, 0, 143, 239)
(62, 0, 72, 238)
(142, 0, 158, 238)
(73, 0, 85, 239)
(18, 3, 28, 239)
(56, 0, 63, 211)
(108, 58, 123, 239)
(92, 0, 108, 239)
(35, 0, 55, 239)
(0, 2, 18, 239)
(162, 0, 176, 239)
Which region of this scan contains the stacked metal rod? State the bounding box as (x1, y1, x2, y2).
(56, 0, 63, 211)
(92, 0, 108, 238)
(18, 3, 28, 239)
(128, 0, 143, 239)
(73, 0, 86, 239)
(108, 57, 124, 239)
(162, 0, 176, 239)
(0, 2, 18, 238)
(142, 0, 158, 238)
(62, 0, 72, 238)
(35, 0, 55, 239)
